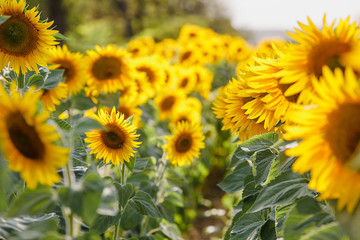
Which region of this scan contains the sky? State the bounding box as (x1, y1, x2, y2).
(220, 0, 360, 31)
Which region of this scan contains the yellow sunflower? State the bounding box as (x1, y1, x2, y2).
(169, 105, 201, 127)
(277, 16, 360, 103)
(192, 65, 214, 100)
(85, 44, 131, 95)
(84, 107, 141, 166)
(163, 121, 205, 167)
(0, 0, 58, 74)
(173, 66, 197, 94)
(48, 45, 86, 96)
(132, 56, 166, 95)
(177, 43, 203, 66)
(0, 84, 69, 189)
(154, 91, 186, 121)
(285, 66, 360, 213)
(154, 38, 179, 60)
(41, 82, 68, 112)
(127, 36, 155, 58)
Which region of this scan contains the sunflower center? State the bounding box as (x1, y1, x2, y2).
(137, 66, 155, 83)
(101, 127, 126, 149)
(180, 51, 191, 62)
(0, 16, 38, 56)
(180, 77, 189, 88)
(92, 57, 122, 80)
(161, 96, 176, 111)
(175, 134, 192, 153)
(6, 112, 45, 160)
(54, 59, 75, 82)
(118, 106, 130, 119)
(326, 103, 360, 166)
(308, 40, 350, 77)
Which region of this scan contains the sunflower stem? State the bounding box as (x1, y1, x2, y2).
(113, 163, 126, 240)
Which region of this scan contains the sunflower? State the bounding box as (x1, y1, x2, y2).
(154, 91, 186, 121)
(127, 36, 155, 58)
(192, 65, 213, 100)
(0, 0, 58, 74)
(41, 82, 68, 112)
(285, 66, 360, 213)
(154, 38, 179, 60)
(173, 66, 197, 94)
(277, 16, 360, 103)
(85, 44, 131, 95)
(84, 107, 141, 166)
(177, 43, 203, 66)
(169, 105, 201, 127)
(213, 78, 280, 141)
(48, 45, 86, 96)
(0, 84, 69, 189)
(132, 56, 166, 95)
(163, 121, 205, 167)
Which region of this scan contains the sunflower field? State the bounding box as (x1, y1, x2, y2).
(0, 0, 360, 239)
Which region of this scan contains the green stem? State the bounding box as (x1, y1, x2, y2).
(113, 163, 127, 240)
(121, 163, 126, 185)
(17, 71, 25, 90)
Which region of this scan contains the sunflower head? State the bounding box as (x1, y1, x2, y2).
(285, 66, 360, 213)
(163, 121, 205, 167)
(84, 107, 141, 166)
(0, 83, 69, 189)
(0, 0, 59, 74)
(154, 91, 186, 121)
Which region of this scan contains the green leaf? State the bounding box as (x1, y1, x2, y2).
(253, 149, 279, 186)
(300, 222, 349, 240)
(159, 222, 183, 240)
(248, 171, 314, 213)
(133, 158, 150, 173)
(72, 94, 96, 110)
(7, 218, 59, 240)
(95, 92, 121, 108)
(6, 188, 55, 217)
(120, 203, 142, 229)
(229, 132, 279, 168)
(259, 219, 276, 240)
(97, 185, 119, 216)
(58, 171, 106, 226)
(43, 69, 65, 89)
(73, 117, 105, 133)
(90, 213, 121, 234)
(0, 15, 10, 24)
(218, 161, 252, 194)
(230, 211, 265, 240)
(129, 191, 163, 218)
(50, 116, 72, 131)
(114, 183, 133, 208)
(27, 74, 44, 89)
(284, 197, 334, 240)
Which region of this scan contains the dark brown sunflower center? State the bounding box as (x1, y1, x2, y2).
(101, 128, 126, 149)
(137, 66, 155, 83)
(161, 96, 176, 111)
(6, 112, 45, 160)
(175, 134, 192, 153)
(54, 59, 75, 82)
(180, 77, 189, 88)
(326, 103, 360, 166)
(279, 83, 300, 103)
(0, 16, 38, 56)
(180, 51, 191, 62)
(92, 57, 122, 80)
(308, 40, 350, 77)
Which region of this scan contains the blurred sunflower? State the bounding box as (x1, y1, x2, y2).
(193, 65, 213, 100)
(174, 66, 197, 94)
(154, 38, 179, 60)
(48, 45, 85, 96)
(41, 82, 68, 112)
(154, 91, 186, 121)
(0, 84, 69, 189)
(164, 121, 205, 167)
(285, 66, 360, 213)
(127, 36, 155, 58)
(177, 43, 202, 66)
(84, 107, 141, 166)
(169, 105, 201, 127)
(133, 56, 166, 95)
(85, 44, 131, 95)
(0, 0, 59, 74)
(278, 16, 360, 103)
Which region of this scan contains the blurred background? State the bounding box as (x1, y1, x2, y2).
(28, 0, 360, 52)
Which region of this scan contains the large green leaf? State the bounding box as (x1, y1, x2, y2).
(159, 222, 183, 240)
(6, 188, 55, 217)
(284, 197, 335, 240)
(248, 171, 314, 213)
(43, 69, 65, 89)
(7, 218, 60, 240)
(114, 183, 133, 208)
(253, 149, 279, 186)
(218, 161, 252, 194)
(27, 74, 44, 90)
(90, 213, 121, 234)
(301, 222, 349, 240)
(229, 211, 266, 240)
(129, 191, 163, 218)
(120, 203, 142, 230)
